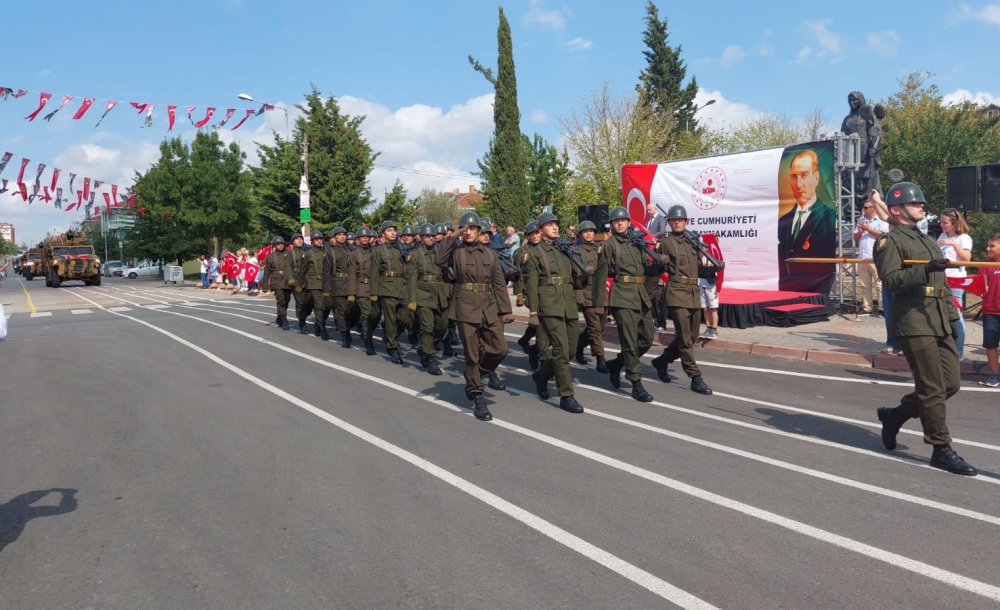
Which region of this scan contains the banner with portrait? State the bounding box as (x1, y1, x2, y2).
(622, 140, 837, 293)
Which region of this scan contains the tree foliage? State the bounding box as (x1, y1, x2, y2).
(365, 180, 415, 227)
(412, 188, 460, 225)
(525, 133, 572, 225)
(636, 0, 698, 139)
(129, 132, 251, 262)
(471, 6, 532, 230)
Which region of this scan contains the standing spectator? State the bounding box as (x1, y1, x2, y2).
(490, 222, 504, 249)
(979, 233, 1000, 387)
(248, 252, 260, 295)
(699, 260, 720, 339)
(853, 200, 888, 314)
(503, 226, 521, 256)
(208, 255, 220, 288)
(198, 255, 209, 289)
(646, 201, 668, 238)
(938, 208, 972, 357)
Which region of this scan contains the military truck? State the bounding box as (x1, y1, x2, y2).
(43, 232, 102, 287)
(20, 249, 45, 280)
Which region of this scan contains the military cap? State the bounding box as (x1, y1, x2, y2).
(271, 235, 286, 245)
(478, 217, 493, 232)
(608, 206, 630, 221)
(458, 211, 481, 229)
(535, 211, 558, 227)
(524, 220, 538, 234)
(310, 229, 325, 240)
(577, 221, 596, 232)
(885, 182, 927, 207)
(667, 205, 688, 220)
(290, 233, 305, 242)
(330, 226, 347, 236)
(443, 221, 455, 231)
(379, 219, 398, 232)
(435, 223, 448, 235)
(419, 223, 436, 236)
(400, 224, 415, 236)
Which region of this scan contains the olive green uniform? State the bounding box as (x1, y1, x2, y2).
(435, 235, 512, 397)
(874, 225, 959, 445)
(593, 232, 661, 383)
(516, 243, 548, 362)
(347, 246, 381, 344)
(299, 247, 332, 332)
(654, 233, 703, 378)
(406, 245, 450, 365)
(573, 241, 606, 359)
(326, 244, 352, 338)
(524, 240, 579, 397)
(370, 242, 408, 351)
(289, 246, 309, 321)
(262, 249, 294, 316)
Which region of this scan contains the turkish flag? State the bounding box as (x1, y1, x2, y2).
(255, 244, 271, 263)
(223, 252, 239, 276)
(948, 274, 985, 297)
(244, 262, 260, 284)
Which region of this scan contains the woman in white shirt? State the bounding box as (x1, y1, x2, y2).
(938, 208, 972, 357)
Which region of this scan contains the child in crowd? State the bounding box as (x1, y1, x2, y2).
(980, 233, 1000, 387)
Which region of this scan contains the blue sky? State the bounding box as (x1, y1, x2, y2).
(2, 0, 998, 245)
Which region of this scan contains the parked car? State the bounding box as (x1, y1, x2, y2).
(122, 260, 162, 279)
(103, 260, 125, 277)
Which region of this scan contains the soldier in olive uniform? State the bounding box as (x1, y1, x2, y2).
(261, 235, 294, 330)
(397, 224, 420, 347)
(874, 182, 977, 476)
(370, 220, 408, 364)
(288, 233, 309, 330)
(515, 221, 545, 370)
(435, 211, 513, 421)
(524, 212, 585, 413)
(572, 220, 609, 373)
(406, 223, 450, 375)
(651, 205, 718, 395)
(592, 206, 665, 402)
(299, 230, 332, 340)
(347, 228, 381, 355)
(326, 226, 353, 347)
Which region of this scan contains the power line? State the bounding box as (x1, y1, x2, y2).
(372, 163, 479, 181)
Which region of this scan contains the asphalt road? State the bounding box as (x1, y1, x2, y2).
(2, 276, 1000, 608)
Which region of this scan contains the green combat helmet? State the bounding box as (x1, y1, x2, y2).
(330, 226, 347, 236)
(667, 205, 688, 220)
(310, 230, 325, 240)
(608, 206, 630, 221)
(478, 217, 493, 232)
(458, 211, 481, 229)
(524, 221, 538, 234)
(884, 182, 927, 206)
(419, 223, 436, 236)
(535, 211, 559, 227)
(271, 235, 286, 245)
(577, 221, 596, 232)
(379, 220, 397, 232)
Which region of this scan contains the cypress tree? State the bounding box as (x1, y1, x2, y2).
(636, 0, 699, 135)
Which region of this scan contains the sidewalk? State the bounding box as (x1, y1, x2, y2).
(504, 292, 991, 376)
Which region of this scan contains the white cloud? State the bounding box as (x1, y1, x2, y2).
(694, 88, 761, 127)
(524, 0, 566, 30)
(793, 46, 814, 64)
(564, 36, 593, 51)
(530, 109, 549, 123)
(864, 30, 901, 58)
(720, 45, 747, 68)
(803, 19, 846, 56)
(951, 2, 1000, 26)
(942, 88, 1000, 106)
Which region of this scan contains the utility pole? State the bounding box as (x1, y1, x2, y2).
(299, 132, 311, 237)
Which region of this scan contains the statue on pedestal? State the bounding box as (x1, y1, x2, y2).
(840, 91, 885, 203)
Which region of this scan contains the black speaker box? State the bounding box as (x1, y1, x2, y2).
(983, 163, 1000, 213)
(947, 166, 980, 213)
(577, 204, 610, 231)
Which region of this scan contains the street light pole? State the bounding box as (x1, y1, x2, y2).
(686, 98, 717, 131)
(237, 93, 289, 141)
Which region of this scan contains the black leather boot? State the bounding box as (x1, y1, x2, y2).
(298, 319, 308, 334)
(631, 380, 654, 402)
(559, 395, 584, 413)
(595, 356, 608, 374)
(608, 356, 623, 389)
(651, 354, 672, 383)
(313, 321, 322, 337)
(929, 444, 978, 476)
(341, 332, 351, 348)
(531, 370, 550, 400)
(388, 348, 403, 364)
(690, 376, 712, 395)
(876, 406, 905, 451)
(473, 394, 492, 421)
(365, 340, 376, 356)
(442, 342, 456, 358)
(486, 371, 505, 391)
(425, 359, 442, 376)
(526, 345, 539, 370)
(575, 333, 589, 365)
(279, 315, 290, 330)
(320, 326, 330, 341)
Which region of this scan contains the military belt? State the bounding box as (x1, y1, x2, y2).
(616, 275, 645, 284)
(334, 272, 347, 278)
(359, 278, 370, 284)
(539, 275, 572, 286)
(382, 271, 403, 278)
(462, 282, 491, 292)
(420, 274, 443, 282)
(669, 276, 699, 286)
(905, 286, 951, 298)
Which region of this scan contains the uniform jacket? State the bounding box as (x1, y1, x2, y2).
(523, 240, 577, 320)
(261, 248, 294, 290)
(299, 247, 331, 292)
(434, 235, 512, 324)
(572, 241, 602, 308)
(370, 242, 407, 299)
(326, 244, 351, 296)
(657, 232, 701, 309)
(347, 246, 374, 298)
(874, 225, 958, 338)
(406, 245, 450, 310)
(592, 232, 662, 310)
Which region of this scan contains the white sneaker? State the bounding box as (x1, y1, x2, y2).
(986, 374, 1000, 388)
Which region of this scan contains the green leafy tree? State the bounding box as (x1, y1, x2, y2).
(251, 138, 301, 240)
(469, 6, 532, 230)
(412, 188, 460, 224)
(636, 0, 699, 139)
(525, 134, 572, 225)
(365, 180, 415, 227)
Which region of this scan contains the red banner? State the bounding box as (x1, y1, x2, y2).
(244, 262, 260, 284)
(948, 274, 985, 297)
(72, 97, 95, 119)
(24, 92, 52, 121)
(255, 245, 272, 263)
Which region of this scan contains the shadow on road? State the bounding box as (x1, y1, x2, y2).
(756, 407, 891, 451)
(0, 488, 78, 553)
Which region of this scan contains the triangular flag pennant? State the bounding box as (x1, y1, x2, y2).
(43, 95, 73, 121)
(230, 108, 257, 131)
(143, 105, 154, 128)
(83, 177, 90, 200)
(16, 158, 29, 183)
(0, 152, 12, 174)
(72, 98, 95, 120)
(50, 168, 60, 191)
(0, 179, 8, 195)
(54, 187, 63, 209)
(215, 108, 236, 129)
(25, 92, 53, 121)
(40, 186, 52, 204)
(167, 105, 177, 131)
(95, 101, 118, 127)
(17, 182, 28, 201)
(194, 107, 216, 128)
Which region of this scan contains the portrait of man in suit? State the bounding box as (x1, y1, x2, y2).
(778, 149, 836, 292)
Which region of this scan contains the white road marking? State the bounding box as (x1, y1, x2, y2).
(66, 289, 1000, 601)
(65, 290, 715, 609)
(29, 311, 52, 318)
(144, 304, 170, 310)
(108, 306, 132, 312)
(69, 309, 92, 315)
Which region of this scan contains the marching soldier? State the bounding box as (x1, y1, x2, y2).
(432, 222, 457, 359)
(288, 233, 310, 332)
(515, 221, 545, 370)
(326, 226, 353, 347)
(299, 230, 332, 340)
(371, 220, 407, 364)
(435, 211, 513, 421)
(592, 206, 664, 402)
(347, 228, 381, 355)
(261, 235, 293, 330)
(874, 182, 976, 476)
(524, 212, 585, 413)
(406, 223, 450, 375)
(650, 205, 717, 395)
(573, 220, 609, 373)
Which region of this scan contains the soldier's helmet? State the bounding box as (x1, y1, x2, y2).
(435, 223, 448, 235)
(478, 217, 493, 232)
(330, 226, 347, 236)
(380, 220, 397, 232)
(458, 211, 481, 229)
(290, 233, 305, 242)
(609, 206, 630, 221)
(884, 182, 927, 207)
(524, 220, 538, 234)
(310, 230, 325, 241)
(536, 211, 559, 227)
(360, 228, 376, 238)
(419, 223, 436, 236)
(347, 232, 356, 240)
(577, 220, 596, 232)
(401, 224, 415, 236)
(667, 205, 688, 220)
(271, 235, 286, 245)
(443, 221, 455, 231)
